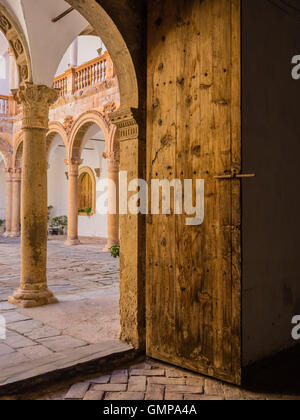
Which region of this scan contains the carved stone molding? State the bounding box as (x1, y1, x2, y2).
(0, 4, 31, 84)
(12, 83, 60, 130)
(63, 115, 75, 135)
(110, 108, 140, 142)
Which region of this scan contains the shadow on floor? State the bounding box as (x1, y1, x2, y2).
(244, 344, 300, 396)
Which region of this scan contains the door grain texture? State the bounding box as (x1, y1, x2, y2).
(147, 0, 241, 384)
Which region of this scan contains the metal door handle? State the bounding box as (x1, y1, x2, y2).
(214, 170, 256, 180)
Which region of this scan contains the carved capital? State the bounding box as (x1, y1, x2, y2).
(110, 108, 140, 142)
(65, 158, 83, 177)
(103, 151, 120, 171)
(12, 168, 22, 182)
(3, 167, 13, 181)
(12, 83, 59, 130)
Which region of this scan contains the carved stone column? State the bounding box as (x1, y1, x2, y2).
(65, 158, 82, 246)
(104, 150, 120, 251)
(110, 108, 146, 349)
(8, 83, 59, 308)
(10, 168, 21, 237)
(3, 168, 13, 237)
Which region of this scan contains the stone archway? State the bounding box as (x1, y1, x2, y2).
(68, 110, 110, 160)
(66, 0, 139, 110)
(46, 121, 69, 163)
(0, 134, 13, 167)
(0, 3, 32, 85)
(12, 132, 24, 169)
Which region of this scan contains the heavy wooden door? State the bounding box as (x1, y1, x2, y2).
(146, 0, 242, 384)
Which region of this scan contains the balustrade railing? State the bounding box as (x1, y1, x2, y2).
(0, 95, 18, 117)
(0, 53, 114, 116)
(53, 51, 114, 97)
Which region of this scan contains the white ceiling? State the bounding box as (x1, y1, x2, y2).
(0, 0, 88, 86)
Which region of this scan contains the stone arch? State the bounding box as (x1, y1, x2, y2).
(69, 110, 111, 160)
(13, 132, 24, 169)
(0, 3, 32, 85)
(46, 122, 69, 163)
(66, 0, 139, 109)
(0, 134, 13, 167)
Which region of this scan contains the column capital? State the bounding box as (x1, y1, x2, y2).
(109, 107, 141, 142)
(3, 167, 13, 180)
(103, 151, 120, 171)
(64, 158, 83, 176)
(12, 83, 59, 130)
(12, 168, 22, 181)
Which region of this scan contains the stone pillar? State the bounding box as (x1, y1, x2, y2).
(8, 83, 59, 308)
(10, 168, 21, 237)
(3, 168, 13, 237)
(104, 151, 120, 251)
(65, 158, 82, 246)
(110, 108, 146, 349)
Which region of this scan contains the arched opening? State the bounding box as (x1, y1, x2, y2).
(0, 1, 145, 385)
(78, 166, 96, 216)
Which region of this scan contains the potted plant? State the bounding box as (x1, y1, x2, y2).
(110, 245, 120, 258)
(0, 220, 4, 235)
(50, 216, 68, 236)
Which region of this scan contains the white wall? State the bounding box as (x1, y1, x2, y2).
(0, 157, 6, 220)
(56, 35, 106, 76)
(48, 142, 68, 218)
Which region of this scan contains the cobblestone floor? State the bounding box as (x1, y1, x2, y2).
(3, 358, 300, 400)
(0, 235, 120, 371)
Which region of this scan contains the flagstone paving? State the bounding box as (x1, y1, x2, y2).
(0, 235, 120, 373)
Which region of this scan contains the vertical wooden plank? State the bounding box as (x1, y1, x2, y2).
(146, 0, 177, 359)
(230, 0, 242, 384)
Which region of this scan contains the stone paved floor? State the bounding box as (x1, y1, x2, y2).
(0, 235, 120, 371)
(3, 358, 300, 400)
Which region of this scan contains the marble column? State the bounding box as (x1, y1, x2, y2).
(10, 168, 21, 237)
(65, 158, 82, 246)
(104, 151, 120, 251)
(3, 168, 13, 237)
(8, 83, 59, 308)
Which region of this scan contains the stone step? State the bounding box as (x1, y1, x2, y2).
(0, 340, 136, 395)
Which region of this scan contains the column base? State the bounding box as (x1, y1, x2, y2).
(8, 231, 20, 238)
(8, 288, 59, 308)
(64, 238, 80, 246)
(3, 231, 11, 238)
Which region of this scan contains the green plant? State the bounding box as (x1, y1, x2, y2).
(47, 206, 54, 222)
(85, 207, 92, 216)
(110, 245, 120, 259)
(0, 220, 4, 227)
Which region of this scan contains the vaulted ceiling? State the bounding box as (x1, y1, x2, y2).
(0, 0, 88, 86)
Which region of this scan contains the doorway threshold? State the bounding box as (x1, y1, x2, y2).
(0, 340, 137, 396)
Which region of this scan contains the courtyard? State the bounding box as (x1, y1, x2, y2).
(0, 235, 120, 374)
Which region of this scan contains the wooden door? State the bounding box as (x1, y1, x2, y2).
(146, 0, 242, 384)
